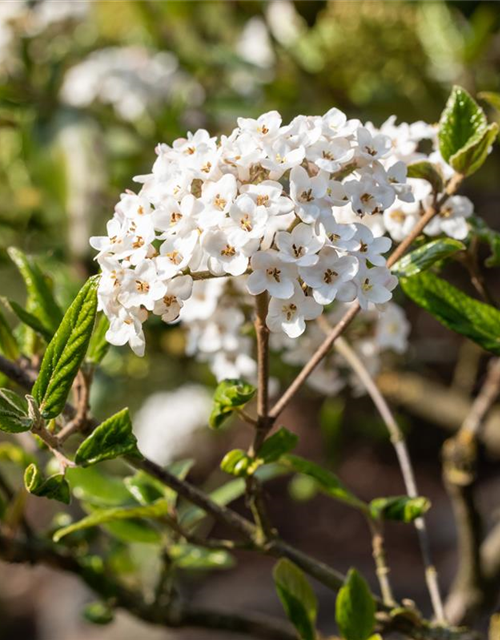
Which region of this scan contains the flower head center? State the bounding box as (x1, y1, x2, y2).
(282, 303, 297, 321)
(323, 268, 338, 284)
(220, 244, 236, 257)
(266, 267, 281, 282)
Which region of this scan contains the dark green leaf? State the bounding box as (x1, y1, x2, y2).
(280, 454, 367, 512)
(469, 217, 500, 268)
(209, 379, 256, 429)
(75, 408, 140, 466)
(24, 464, 71, 504)
(336, 569, 375, 640)
(7, 247, 62, 334)
(0, 307, 19, 360)
(33, 277, 99, 419)
(369, 496, 430, 523)
(273, 559, 317, 640)
(82, 602, 114, 625)
(87, 314, 111, 365)
(406, 161, 444, 193)
(438, 86, 487, 164)
(391, 238, 465, 278)
(0, 388, 32, 433)
(53, 499, 170, 542)
(258, 427, 298, 463)
(7, 300, 53, 342)
(450, 122, 498, 176)
(401, 271, 500, 355)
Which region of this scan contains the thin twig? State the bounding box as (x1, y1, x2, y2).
(57, 368, 93, 443)
(368, 518, 395, 606)
(333, 333, 445, 623)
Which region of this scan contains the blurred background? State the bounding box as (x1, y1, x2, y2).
(0, 1, 500, 638)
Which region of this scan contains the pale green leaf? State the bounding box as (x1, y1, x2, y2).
(53, 499, 171, 542)
(273, 559, 318, 640)
(336, 569, 375, 640)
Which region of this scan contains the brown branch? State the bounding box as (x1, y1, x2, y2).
(57, 368, 92, 443)
(0, 528, 296, 640)
(444, 358, 500, 625)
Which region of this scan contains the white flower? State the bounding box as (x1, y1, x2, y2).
(200, 174, 238, 228)
(106, 306, 147, 357)
(375, 302, 410, 354)
(267, 284, 322, 338)
(352, 224, 391, 266)
(345, 175, 395, 216)
(261, 139, 305, 180)
(306, 137, 354, 173)
(355, 265, 398, 310)
(424, 195, 473, 240)
(247, 250, 297, 299)
(355, 127, 391, 162)
(203, 229, 257, 276)
(289, 166, 328, 223)
(240, 180, 293, 216)
(275, 222, 324, 266)
(238, 110, 282, 142)
(157, 230, 200, 279)
(383, 205, 419, 242)
(153, 275, 193, 323)
(225, 194, 269, 244)
(319, 218, 359, 251)
(299, 247, 359, 305)
(118, 261, 167, 311)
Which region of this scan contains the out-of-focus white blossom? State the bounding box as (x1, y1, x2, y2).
(134, 385, 212, 465)
(61, 47, 204, 121)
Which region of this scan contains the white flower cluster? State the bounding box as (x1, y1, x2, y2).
(352, 116, 474, 242)
(61, 46, 204, 122)
(93, 108, 411, 356)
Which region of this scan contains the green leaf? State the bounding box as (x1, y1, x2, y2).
(82, 602, 114, 625)
(124, 461, 194, 507)
(0, 307, 19, 360)
(7, 299, 53, 342)
(87, 314, 111, 365)
(33, 277, 99, 419)
(450, 122, 498, 176)
(220, 449, 252, 477)
(280, 454, 367, 512)
(169, 543, 235, 570)
(53, 499, 170, 542)
(438, 86, 487, 164)
(75, 408, 140, 466)
(336, 569, 375, 640)
(258, 427, 298, 463)
(209, 379, 256, 429)
(0, 388, 32, 433)
(369, 496, 430, 523)
(273, 559, 318, 640)
(401, 271, 500, 355)
(391, 238, 465, 278)
(7, 247, 62, 334)
(406, 161, 444, 194)
(24, 464, 71, 504)
(66, 466, 134, 507)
